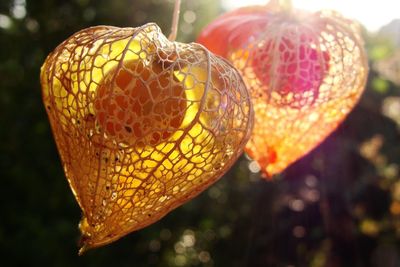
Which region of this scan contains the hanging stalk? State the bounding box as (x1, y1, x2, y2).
(168, 0, 181, 41)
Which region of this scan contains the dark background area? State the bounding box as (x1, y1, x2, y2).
(1, 0, 400, 266)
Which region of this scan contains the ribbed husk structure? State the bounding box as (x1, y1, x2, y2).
(197, 5, 368, 177)
(40, 23, 253, 252)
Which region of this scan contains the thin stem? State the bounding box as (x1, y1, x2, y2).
(168, 0, 181, 41)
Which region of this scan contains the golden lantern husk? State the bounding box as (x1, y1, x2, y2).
(198, 6, 369, 177)
(40, 23, 253, 253)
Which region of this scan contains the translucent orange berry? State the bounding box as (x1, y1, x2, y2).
(251, 38, 331, 108)
(94, 59, 186, 146)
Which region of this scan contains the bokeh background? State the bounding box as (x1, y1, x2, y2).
(1, 0, 400, 266)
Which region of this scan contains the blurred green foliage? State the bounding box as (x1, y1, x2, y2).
(1, 1, 400, 266)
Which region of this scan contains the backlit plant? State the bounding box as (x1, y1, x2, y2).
(198, 0, 368, 177)
(40, 0, 253, 253)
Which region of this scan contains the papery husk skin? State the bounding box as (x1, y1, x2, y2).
(40, 23, 253, 252)
(197, 6, 369, 177)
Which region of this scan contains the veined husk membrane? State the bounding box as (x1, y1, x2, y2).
(40, 23, 253, 252)
(197, 5, 368, 177)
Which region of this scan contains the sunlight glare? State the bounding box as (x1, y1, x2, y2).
(222, 0, 399, 32)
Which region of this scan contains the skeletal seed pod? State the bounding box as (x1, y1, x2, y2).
(40, 23, 253, 252)
(197, 3, 368, 177)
